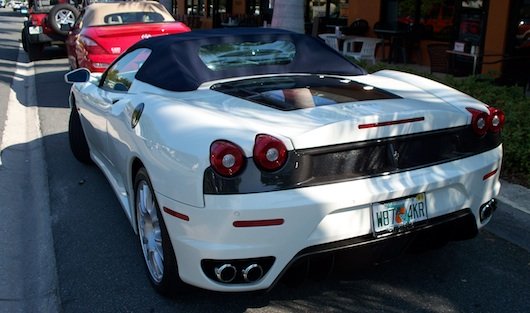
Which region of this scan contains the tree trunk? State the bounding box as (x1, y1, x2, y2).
(271, 0, 305, 34)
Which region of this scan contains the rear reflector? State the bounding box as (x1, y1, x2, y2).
(233, 219, 284, 227)
(163, 207, 190, 221)
(483, 168, 498, 181)
(358, 117, 425, 129)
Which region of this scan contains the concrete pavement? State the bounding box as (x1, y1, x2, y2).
(487, 180, 530, 253)
(0, 46, 59, 312)
(497, 180, 530, 216)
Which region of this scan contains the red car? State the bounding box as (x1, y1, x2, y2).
(65, 1, 190, 72)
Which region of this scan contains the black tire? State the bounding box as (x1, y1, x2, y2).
(135, 168, 187, 296)
(48, 4, 79, 36)
(26, 34, 43, 62)
(68, 105, 92, 164)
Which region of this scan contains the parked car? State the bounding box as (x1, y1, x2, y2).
(0, 0, 6, 8)
(65, 1, 190, 72)
(10, 0, 25, 10)
(64, 28, 504, 295)
(21, 0, 81, 61)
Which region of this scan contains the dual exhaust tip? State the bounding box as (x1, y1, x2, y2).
(479, 198, 497, 222)
(214, 263, 264, 283)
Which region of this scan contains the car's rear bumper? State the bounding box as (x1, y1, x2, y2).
(25, 27, 65, 44)
(28, 33, 55, 44)
(156, 145, 502, 292)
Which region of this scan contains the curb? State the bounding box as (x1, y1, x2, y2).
(497, 179, 530, 215)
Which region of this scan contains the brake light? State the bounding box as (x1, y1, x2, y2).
(79, 36, 107, 55)
(466, 108, 489, 136)
(466, 107, 505, 136)
(253, 134, 288, 171)
(487, 107, 505, 133)
(210, 140, 246, 177)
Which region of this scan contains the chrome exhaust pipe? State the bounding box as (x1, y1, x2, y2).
(214, 264, 237, 283)
(479, 198, 497, 222)
(242, 264, 263, 283)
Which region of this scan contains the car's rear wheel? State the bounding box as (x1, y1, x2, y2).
(135, 168, 186, 296)
(48, 4, 79, 36)
(68, 105, 92, 164)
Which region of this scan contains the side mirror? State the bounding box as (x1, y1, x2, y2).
(64, 68, 90, 83)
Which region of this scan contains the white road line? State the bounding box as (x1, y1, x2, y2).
(0, 58, 40, 165)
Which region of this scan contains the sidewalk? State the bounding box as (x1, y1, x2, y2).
(497, 179, 530, 215)
(487, 179, 530, 253)
(0, 46, 59, 313)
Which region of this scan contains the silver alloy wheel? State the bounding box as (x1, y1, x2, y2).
(54, 9, 76, 28)
(136, 180, 164, 283)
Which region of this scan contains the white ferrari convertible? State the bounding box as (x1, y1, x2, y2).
(65, 28, 504, 295)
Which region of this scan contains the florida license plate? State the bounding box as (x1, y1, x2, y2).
(29, 26, 42, 35)
(372, 193, 428, 235)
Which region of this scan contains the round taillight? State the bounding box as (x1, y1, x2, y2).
(467, 108, 489, 136)
(210, 140, 245, 177)
(253, 134, 288, 171)
(487, 107, 505, 133)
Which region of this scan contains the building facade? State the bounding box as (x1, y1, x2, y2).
(170, 0, 529, 82)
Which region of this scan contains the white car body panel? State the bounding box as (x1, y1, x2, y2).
(159, 145, 501, 291)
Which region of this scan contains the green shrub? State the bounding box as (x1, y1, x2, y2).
(363, 63, 530, 186)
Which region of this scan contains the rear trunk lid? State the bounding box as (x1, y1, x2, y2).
(87, 22, 189, 55)
(210, 73, 473, 149)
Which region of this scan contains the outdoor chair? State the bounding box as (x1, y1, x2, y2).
(342, 37, 382, 64)
(318, 33, 340, 52)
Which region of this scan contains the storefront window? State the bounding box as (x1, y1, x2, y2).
(247, 0, 260, 15)
(307, 0, 347, 20)
(381, 0, 457, 41)
(187, 0, 205, 15)
(462, 0, 483, 9)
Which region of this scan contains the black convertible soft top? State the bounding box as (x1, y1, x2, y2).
(130, 28, 366, 91)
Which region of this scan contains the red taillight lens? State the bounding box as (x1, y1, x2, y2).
(487, 107, 505, 133)
(466, 108, 489, 136)
(210, 140, 245, 177)
(467, 107, 506, 136)
(253, 134, 288, 171)
(80, 36, 107, 55)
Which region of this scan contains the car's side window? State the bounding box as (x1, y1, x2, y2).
(101, 48, 151, 92)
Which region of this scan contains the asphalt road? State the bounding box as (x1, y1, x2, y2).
(1, 8, 529, 313)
